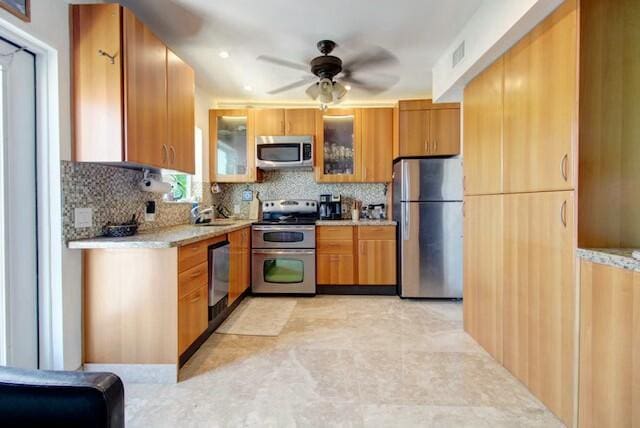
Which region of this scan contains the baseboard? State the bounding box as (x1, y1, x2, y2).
(84, 363, 178, 384)
(317, 284, 397, 295)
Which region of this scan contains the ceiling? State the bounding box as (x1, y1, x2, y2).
(119, 0, 483, 104)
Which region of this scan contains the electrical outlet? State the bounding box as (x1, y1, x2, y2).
(234, 204, 241, 214)
(74, 208, 93, 228)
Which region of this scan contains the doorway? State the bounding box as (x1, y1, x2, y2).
(0, 36, 38, 368)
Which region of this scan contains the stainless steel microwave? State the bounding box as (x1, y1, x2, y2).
(255, 136, 313, 169)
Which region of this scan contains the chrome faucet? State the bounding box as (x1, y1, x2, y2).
(191, 204, 216, 224)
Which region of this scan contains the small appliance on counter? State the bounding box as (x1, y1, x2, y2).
(319, 194, 342, 220)
(363, 203, 386, 220)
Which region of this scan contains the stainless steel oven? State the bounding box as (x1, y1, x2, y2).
(252, 225, 316, 249)
(255, 136, 313, 169)
(252, 248, 315, 294)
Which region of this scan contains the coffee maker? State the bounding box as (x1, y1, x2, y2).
(319, 194, 342, 220)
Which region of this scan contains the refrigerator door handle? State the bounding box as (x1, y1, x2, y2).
(403, 204, 409, 241)
(402, 161, 409, 201)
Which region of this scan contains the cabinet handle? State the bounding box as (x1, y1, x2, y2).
(434, 140, 438, 153)
(560, 154, 568, 181)
(287, 121, 291, 134)
(189, 292, 201, 303)
(363, 167, 367, 180)
(560, 200, 567, 228)
(162, 144, 168, 164)
(190, 270, 202, 278)
(170, 146, 176, 165)
(424, 139, 428, 153)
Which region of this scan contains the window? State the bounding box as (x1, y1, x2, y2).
(163, 127, 203, 202)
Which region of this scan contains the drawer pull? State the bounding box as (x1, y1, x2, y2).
(190, 270, 202, 278)
(189, 292, 201, 303)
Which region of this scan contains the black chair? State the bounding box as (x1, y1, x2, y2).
(0, 366, 124, 428)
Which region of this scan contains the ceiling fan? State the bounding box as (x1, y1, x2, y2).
(257, 40, 398, 107)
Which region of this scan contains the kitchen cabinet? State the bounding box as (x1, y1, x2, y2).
(463, 195, 503, 362)
(316, 225, 396, 286)
(178, 286, 208, 355)
(397, 100, 460, 158)
(360, 108, 393, 182)
(254, 109, 316, 136)
(578, 260, 640, 428)
(167, 49, 196, 174)
(503, 191, 576, 426)
(317, 226, 356, 285)
(316, 109, 362, 182)
(503, 1, 577, 193)
(463, 57, 503, 195)
(210, 109, 259, 183)
(357, 226, 396, 285)
(228, 227, 251, 305)
(71, 4, 195, 173)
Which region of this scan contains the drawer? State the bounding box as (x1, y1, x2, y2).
(317, 240, 354, 255)
(317, 254, 354, 285)
(179, 240, 209, 272)
(178, 285, 208, 355)
(317, 226, 354, 241)
(178, 261, 208, 299)
(358, 226, 396, 241)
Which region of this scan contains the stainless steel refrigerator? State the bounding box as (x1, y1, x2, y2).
(393, 158, 463, 298)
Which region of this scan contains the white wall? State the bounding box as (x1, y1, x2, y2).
(0, 0, 215, 370)
(432, 0, 564, 102)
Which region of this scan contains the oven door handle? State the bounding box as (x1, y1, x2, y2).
(252, 249, 315, 256)
(252, 226, 316, 232)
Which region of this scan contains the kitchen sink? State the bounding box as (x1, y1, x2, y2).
(195, 220, 237, 227)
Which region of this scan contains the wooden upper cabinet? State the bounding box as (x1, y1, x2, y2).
(254, 109, 285, 136)
(315, 108, 361, 183)
(503, 190, 576, 426)
(399, 109, 430, 156)
(285, 109, 316, 135)
(255, 109, 316, 136)
(463, 57, 504, 195)
(210, 109, 258, 183)
(167, 49, 195, 174)
(430, 109, 460, 155)
(123, 8, 167, 168)
(360, 108, 393, 182)
(398, 100, 460, 157)
(503, 0, 577, 193)
(71, 4, 195, 173)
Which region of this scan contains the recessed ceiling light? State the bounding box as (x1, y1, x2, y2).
(243, 85, 253, 92)
(345, 85, 352, 91)
(218, 51, 230, 59)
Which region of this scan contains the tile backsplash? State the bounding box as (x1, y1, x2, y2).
(61, 161, 212, 242)
(215, 170, 388, 219)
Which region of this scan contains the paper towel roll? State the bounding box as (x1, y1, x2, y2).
(139, 178, 172, 193)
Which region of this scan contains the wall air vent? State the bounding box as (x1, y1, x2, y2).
(452, 41, 465, 68)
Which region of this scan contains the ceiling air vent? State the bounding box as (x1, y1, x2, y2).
(452, 41, 465, 68)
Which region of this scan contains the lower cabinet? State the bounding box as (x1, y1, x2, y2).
(463, 194, 504, 362)
(357, 227, 396, 285)
(178, 285, 208, 355)
(316, 225, 396, 286)
(579, 260, 640, 428)
(463, 191, 576, 426)
(228, 227, 251, 305)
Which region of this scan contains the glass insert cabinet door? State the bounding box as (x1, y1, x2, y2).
(211, 109, 256, 182)
(317, 109, 361, 182)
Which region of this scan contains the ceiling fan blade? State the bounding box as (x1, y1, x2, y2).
(268, 76, 316, 95)
(342, 46, 398, 71)
(257, 55, 309, 72)
(339, 73, 399, 95)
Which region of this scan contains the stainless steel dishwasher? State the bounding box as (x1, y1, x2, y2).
(208, 240, 230, 321)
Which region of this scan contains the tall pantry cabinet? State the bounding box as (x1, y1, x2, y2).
(462, 0, 578, 426)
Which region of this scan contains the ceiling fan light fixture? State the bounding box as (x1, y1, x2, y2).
(319, 91, 333, 104)
(332, 81, 347, 101)
(305, 82, 320, 100)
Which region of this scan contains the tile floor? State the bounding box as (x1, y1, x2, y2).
(125, 296, 563, 427)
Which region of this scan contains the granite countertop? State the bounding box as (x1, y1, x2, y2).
(315, 220, 397, 226)
(577, 248, 640, 272)
(68, 221, 256, 249)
